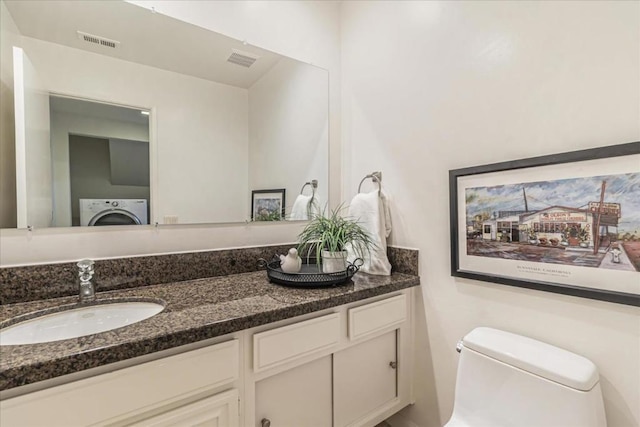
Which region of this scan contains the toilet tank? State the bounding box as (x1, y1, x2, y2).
(448, 327, 607, 427)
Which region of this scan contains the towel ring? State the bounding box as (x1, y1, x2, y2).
(358, 171, 382, 194)
(300, 179, 318, 196)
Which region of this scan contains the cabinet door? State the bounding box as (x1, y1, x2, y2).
(255, 356, 332, 427)
(333, 331, 397, 427)
(133, 389, 238, 427)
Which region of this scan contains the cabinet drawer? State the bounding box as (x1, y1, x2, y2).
(253, 313, 340, 372)
(348, 294, 406, 341)
(0, 340, 239, 427)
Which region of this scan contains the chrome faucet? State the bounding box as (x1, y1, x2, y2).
(77, 259, 96, 302)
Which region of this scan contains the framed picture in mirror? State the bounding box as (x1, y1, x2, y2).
(251, 189, 286, 221)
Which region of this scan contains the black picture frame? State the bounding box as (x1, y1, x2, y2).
(251, 189, 286, 221)
(449, 141, 640, 307)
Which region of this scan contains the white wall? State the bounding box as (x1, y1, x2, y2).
(50, 111, 149, 227)
(0, 1, 341, 266)
(341, 2, 640, 427)
(248, 57, 329, 215)
(0, 0, 20, 228)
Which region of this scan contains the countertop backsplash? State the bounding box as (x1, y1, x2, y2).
(1, 245, 418, 305)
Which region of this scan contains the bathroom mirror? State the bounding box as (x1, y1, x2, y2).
(0, 0, 328, 228)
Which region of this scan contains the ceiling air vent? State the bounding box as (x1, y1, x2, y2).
(227, 49, 259, 68)
(77, 31, 120, 49)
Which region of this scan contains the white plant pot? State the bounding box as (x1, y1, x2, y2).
(321, 250, 347, 273)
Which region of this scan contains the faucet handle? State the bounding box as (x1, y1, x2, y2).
(77, 259, 94, 270)
(77, 259, 95, 284)
(77, 259, 96, 302)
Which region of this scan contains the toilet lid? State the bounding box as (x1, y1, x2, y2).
(462, 327, 599, 391)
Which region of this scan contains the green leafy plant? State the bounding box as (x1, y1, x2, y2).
(254, 210, 281, 221)
(297, 205, 376, 263)
(568, 226, 579, 238)
(578, 227, 590, 242)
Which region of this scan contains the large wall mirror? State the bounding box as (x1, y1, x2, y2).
(0, 0, 328, 229)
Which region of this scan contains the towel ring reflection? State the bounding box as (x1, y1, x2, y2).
(358, 171, 382, 194)
(300, 179, 318, 196)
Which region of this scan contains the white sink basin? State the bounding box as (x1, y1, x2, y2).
(0, 301, 164, 345)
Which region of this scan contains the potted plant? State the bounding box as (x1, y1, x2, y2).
(578, 228, 590, 248)
(568, 226, 580, 246)
(297, 206, 375, 273)
(528, 230, 538, 245)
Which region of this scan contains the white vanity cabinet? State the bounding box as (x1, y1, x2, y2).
(1, 289, 415, 427)
(247, 291, 413, 427)
(0, 340, 241, 427)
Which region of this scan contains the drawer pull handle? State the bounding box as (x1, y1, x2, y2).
(389, 361, 397, 369)
(262, 418, 271, 427)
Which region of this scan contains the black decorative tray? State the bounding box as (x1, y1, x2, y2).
(259, 257, 363, 288)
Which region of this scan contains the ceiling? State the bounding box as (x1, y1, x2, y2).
(4, 0, 282, 89)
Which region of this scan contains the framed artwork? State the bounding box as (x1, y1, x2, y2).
(449, 142, 640, 306)
(251, 189, 286, 221)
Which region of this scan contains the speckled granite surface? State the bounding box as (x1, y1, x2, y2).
(0, 245, 419, 391)
(0, 244, 295, 305)
(388, 246, 419, 275)
(0, 269, 419, 391)
(1, 245, 417, 305)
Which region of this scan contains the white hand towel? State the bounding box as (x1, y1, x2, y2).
(346, 189, 392, 275)
(290, 194, 313, 220)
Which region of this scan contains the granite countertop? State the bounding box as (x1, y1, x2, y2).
(0, 270, 419, 392)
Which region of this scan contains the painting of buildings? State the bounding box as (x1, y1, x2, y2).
(465, 173, 640, 272)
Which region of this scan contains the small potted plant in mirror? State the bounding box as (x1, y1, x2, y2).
(297, 206, 375, 273)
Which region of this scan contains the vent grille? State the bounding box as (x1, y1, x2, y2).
(77, 31, 120, 49)
(227, 49, 259, 68)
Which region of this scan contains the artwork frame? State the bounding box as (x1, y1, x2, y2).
(251, 189, 286, 222)
(449, 142, 640, 307)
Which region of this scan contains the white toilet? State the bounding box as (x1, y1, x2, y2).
(445, 327, 607, 427)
